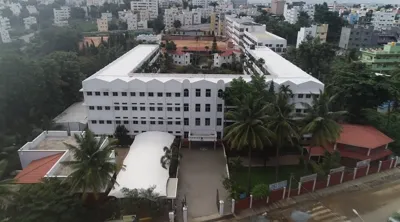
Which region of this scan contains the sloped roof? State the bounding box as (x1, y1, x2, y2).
(338, 124, 394, 149)
(15, 153, 64, 184)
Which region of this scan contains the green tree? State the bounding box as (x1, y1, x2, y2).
(296, 11, 311, 27)
(267, 92, 299, 181)
(0, 160, 14, 209)
(114, 125, 132, 146)
(310, 151, 341, 176)
(211, 35, 218, 53)
(62, 130, 119, 199)
(224, 95, 275, 192)
(160, 145, 182, 170)
(314, 2, 347, 43)
(70, 7, 86, 19)
(173, 20, 182, 29)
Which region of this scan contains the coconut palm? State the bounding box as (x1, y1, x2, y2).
(279, 85, 293, 98)
(267, 93, 299, 181)
(0, 160, 15, 209)
(160, 145, 182, 169)
(301, 90, 346, 158)
(224, 94, 275, 193)
(183, 46, 188, 51)
(62, 130, 119, 199)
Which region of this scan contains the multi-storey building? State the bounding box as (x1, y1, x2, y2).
(164, 8, 200, 29)
(9, 3, 21, 16)
(0, 28, 11, 43)
(339, 25, 374, 50)
(130, 0, 158, 20)
(283, 2, 315, 24)
(126, 12, 148, 30)
(82, 44, 323, 140)
(26, 5, 38, 15)
(86, 0, 105, 6)
(225, 16, 263, 48)
(360, 42, 400, 73)
(191, 8, 213, 19)
(271, 0, 285, 15)
(97, 18, 108, 32)
(23, 16, 37, 30)
(53, 6, 70, 26)
(372, 11, 396, 31)
(101, 12, 113, 22)
(243, 28, 287, 54)
(192, 0, 209, 9)
(210, 12, 225, 36)
(0, 17, 11, 30)
(231, 0, 247, 8)
(213, 50, 240, 67)
(169, 50, 191, 65)
(296, 24, 328, 47)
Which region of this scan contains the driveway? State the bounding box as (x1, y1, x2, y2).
(176, 145, 230, 220)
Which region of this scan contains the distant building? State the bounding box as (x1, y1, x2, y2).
(168, 50, 191, 65)
(26, 5, 38, 15)
(339, 25, 374, 50)
(164, 8, 201, 29)
(210, 12, 225, 36)
(213, 50, 240, 67)
(283, 2, 315, 24)
(126, 12, 148, 30)
(9, 3, 22, 16)
(271, 0, 285, 15)
(0, 17, 11, 30)
(372, 11, 396, 30)
(231, 0, 247, 8)
(347, 12, 359, 25)
(360, 42, 400, 73)
(86, 0, 105, 6)
(53, 6, 70, 26)
(296, 24, 328, 48)
(130, 0, 158, 20)
(0, 29, 11, 43)
(136, 34, 161, 43)
(97, 18, 108, 32)
(101, 12, 113, 22)
(244, 29, 287, 54)
(192, 0, 209, 9)
(23, 16, 37, 30)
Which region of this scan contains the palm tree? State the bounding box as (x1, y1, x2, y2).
(160, 145, 182, 169)
(279, 85, 293, 98)
(62, 130, 119, 199)
(267, 93, 299, 181)
(224, 95, 275, 193)
(0, 160, 14, 209)
(301, 90, 346, 160)
(183, 46, 188, 51)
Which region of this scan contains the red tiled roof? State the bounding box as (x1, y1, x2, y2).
(219, 50, 234, 57)
(304, 146, 326, 156)
(169, 50, 186, 55)
(15, 153, 64, 184)
(337, 124, 393, 149)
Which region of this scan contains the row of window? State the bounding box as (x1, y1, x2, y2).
(91, 118, 223, 126)
(88, 104, 224, 112)
(127, 131, 222, 139)
(86, 89, 224, 98)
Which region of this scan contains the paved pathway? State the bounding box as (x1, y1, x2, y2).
(176, 146, 230, 221)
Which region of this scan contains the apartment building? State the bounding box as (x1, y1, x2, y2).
(26, 5, 38, 14)
(243, 29, 287, 54)
(101, 12, 113, 22)
(372, 11, 397, 30)
(0, 17, 11, 30)
(97, 18, 108, 32)
(360, 42, 400, 73)
(23, 16, 37, 30)
(231, 0, 247, 8)
(213, 50, 240, 67)
(53, 6, 70, 26)
(296, 24, 328, 48)
(191, 8, 213, 19)
(126, 12, 148, 30)
(283, 2, 315, 24)
(225, 16, 268, 49)
(271, 0, 285, 15)
(9, 3, 21, 16)
(210, 12, 225, 36)
(0, 29, 11, 43)
(86, 0, 105, 6)
(130, 0, 158, 20)
(192, 0, 209, 9)
(169, 50, 191, 65)
(82, 44, 323, 140)
(339, 25, 374, 50)
(164, 8, 201, 29)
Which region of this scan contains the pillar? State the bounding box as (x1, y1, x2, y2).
(367, 148, 371, 156)
(312, 179, 316, 191)
(189, 140, 191, 149)
(183, 206, 188, 222)
(353, 167, 357, 180)
(340, 170, 344, 184)
(214, 140, 216, 150)
(326, 175, 331, 187)
(395, 156, 399, 168)
(249, 195, 253, 208)
(219, 200, 224, 215)
(169, 211, 174, 222)
(390, 158, 395, 169)
(282, 187, 286, 200)
(378, 160, 382, 172)
(231, 199, 235, 214)
(297, 182, 301, 195)
(366, 164, 370, 175)
(267, 196, 269, 204)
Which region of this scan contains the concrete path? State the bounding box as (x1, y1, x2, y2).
(176, 146, 230, 221)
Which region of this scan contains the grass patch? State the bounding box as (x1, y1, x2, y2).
(231, 165, 308, 189)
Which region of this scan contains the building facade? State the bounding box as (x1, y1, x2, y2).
(169, 51, 191, 65)
(360, 42, 400, 73)
(0, 29, 11, 43)
(97, 18, 108, 32)
(23, 16, 37, 30)
(243, 29, 287, 54)
(271, 0, 285, 15)
(296, 24, 328, 48)
(130, 0, 158, 20)
(210, 12, 225, 36)
(339, 25, 374, 50)
(372, 11, 396, 31)
(53, 6, 70, 26)
(284, 2, 315, 24)
(0, 17, 11, 30)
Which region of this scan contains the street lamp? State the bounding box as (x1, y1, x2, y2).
(352, 209, 365, 222)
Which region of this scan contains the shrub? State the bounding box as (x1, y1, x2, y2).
(251, 184, 270, 199)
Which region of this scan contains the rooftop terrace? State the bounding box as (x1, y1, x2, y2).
(248, 31, 285, 41)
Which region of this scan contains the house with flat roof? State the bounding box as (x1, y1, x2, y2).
(360, 42, 400, 73)
(305, 124, 394, 167)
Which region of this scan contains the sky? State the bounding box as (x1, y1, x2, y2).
(248, 0, 399, 5)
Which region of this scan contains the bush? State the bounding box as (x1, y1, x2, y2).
(251, 184, 270, 199)
(222, 177, 245, 199)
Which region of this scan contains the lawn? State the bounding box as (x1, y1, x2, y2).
(231, 165, 309, 189)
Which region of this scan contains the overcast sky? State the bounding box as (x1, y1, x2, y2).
(248, 0, 399, 5)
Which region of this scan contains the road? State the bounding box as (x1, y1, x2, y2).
(264, 178, 400, 221)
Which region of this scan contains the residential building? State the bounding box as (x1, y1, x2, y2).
(360, 42, 400, 73)
(213, 50, 240, 67)
(304, 124, 393, 167)
(296, 24, 329, 48)
(164, 8, 200, 29)
(86, 0, 105, 6)
(231, 0, 247, 8)
(26, 5, 38, 15)
(97, 18, 108, 32)
(192, 0, 209, 9)
(130, 0, 158, 20)
(126, 12, 148, 30)
(9, 3, 21, 16)
(23, 16, 37, 30)
(193, 11, 201, 24)
(0, 17, 11, 30)
(271, 0, 285, 15)
(53, 6, 71, 26)
(243, 28, 287, 54)
(283, 2, 315, 24)
(38, 0, 55, 5)
(169, 50, 191, 65)
(136, 34, 161, 43)
(191, 8, 213, 19)
(101, 12, 113, 22)
(210, 12, 225, 36)
(82, 44, 323, 139)
(372, 11, 396, 30)
(0, 29, 11, 43)
(14, 131, 112, 183)
(346, 11, 359, 25)
(339, 25, 374, 50)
